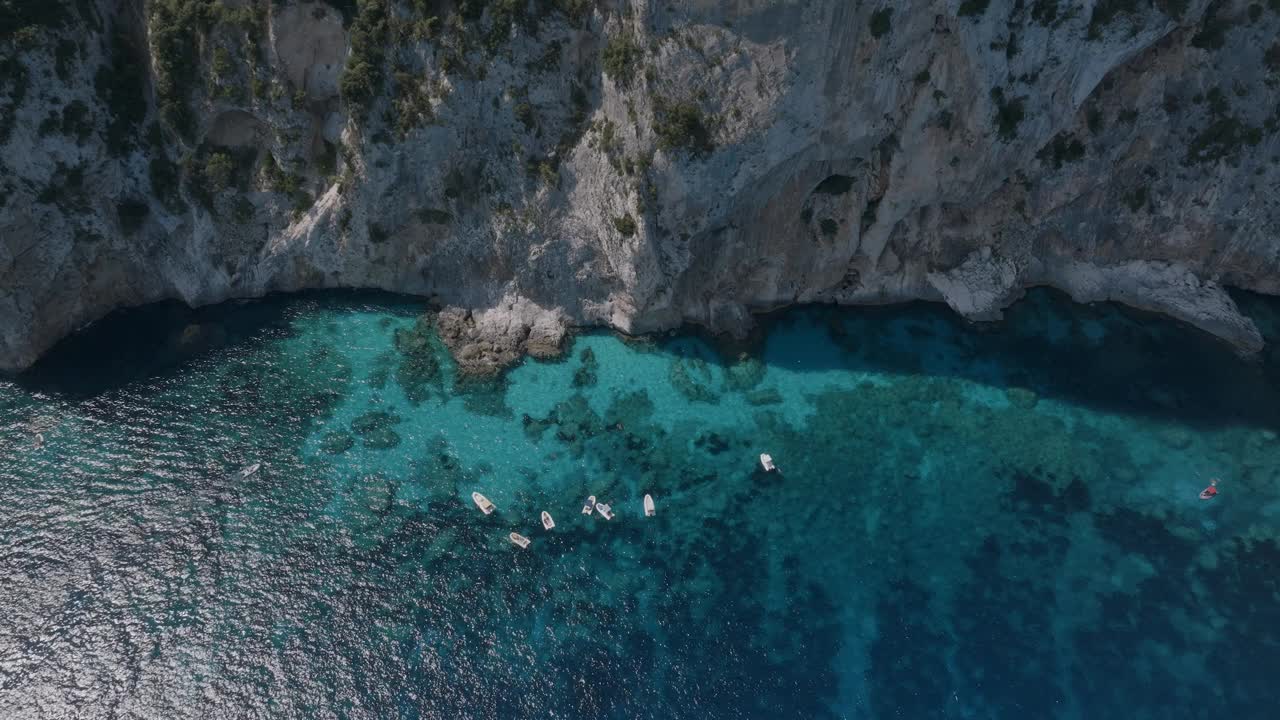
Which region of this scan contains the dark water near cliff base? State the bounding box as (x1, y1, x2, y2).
(2, 290, 1279, 719)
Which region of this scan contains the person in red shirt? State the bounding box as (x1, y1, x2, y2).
(1199, 478, 1219, 500)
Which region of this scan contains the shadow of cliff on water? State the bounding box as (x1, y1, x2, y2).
(16, 290, 428, 397)
(16, 286, 1280, 432)
(669, 286, 1280, 433)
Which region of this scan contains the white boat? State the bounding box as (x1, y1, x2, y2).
(541, 511, 555, 530)
(595, 502, 614, 520)
(472, 492, 496, 515)
(509, 532, 531, 549)
(240, 463, 261, 477)
(759, 453, 776, 472)
(582, 495, 596, 515)
(644, 494, 655, 517)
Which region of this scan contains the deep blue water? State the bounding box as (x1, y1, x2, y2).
(2, 289, 1279, 719)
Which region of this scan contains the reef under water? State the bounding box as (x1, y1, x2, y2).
(1, 290, 1278, 719)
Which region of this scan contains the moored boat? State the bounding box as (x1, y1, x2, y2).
(759, 453, 776, 472)
(595, 502, 614, 520)
(582, 495, 596, 515)
(509, 532, 531, 549)
(644, 494, 655, 517)
(542, 511, 555, 530)
(472, 492, 496, 515)
(241, 462, 262, 477)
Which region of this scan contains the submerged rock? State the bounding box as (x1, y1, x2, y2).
(670, 357, 720, 404)
(361, 427, 402, 450)
(724, 355, 766, 392)
(351, 409, 402, 435)
(1004, 387, 1039, 410)
(393, 317, 444, 404)
(319, 431, 355, 455)
(572, 347, 599, 388)
(745, 388, 784, 406)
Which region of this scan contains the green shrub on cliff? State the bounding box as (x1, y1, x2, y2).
(204, 152, 235, 193)
(340, 0, 389, 116)
(991, 86, 1025, 140)
(149, 0, 216, 138)
(95, 32, 148, 156)
(612, 214, 637, 237)
(1036, 132, 1086, 169)
(602, 33, 641, 86)
(869, 8, 892, 38)
(653, 97, 714, 157)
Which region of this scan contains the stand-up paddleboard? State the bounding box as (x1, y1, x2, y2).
(759, 453, 776, 472)
(472, 492, 496, 515)
(595, 502, 614, 520)
(582, 495, 596, 515)
(644, 494, 655, 517)
(241, 463, 262, 477)
(542, 511, 555, 530)
(509, 532, 531, 549)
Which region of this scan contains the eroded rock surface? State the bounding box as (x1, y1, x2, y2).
(2, 0, 1279, 372)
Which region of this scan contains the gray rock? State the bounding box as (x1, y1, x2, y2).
(2, 1, 1277, 372)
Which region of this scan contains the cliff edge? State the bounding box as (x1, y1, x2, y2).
(2, 0, 1278, 371)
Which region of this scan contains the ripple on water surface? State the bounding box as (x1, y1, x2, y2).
(2, 290, 1279, 719)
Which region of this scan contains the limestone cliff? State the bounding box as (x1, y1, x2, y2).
(2, 0, 1279, 372)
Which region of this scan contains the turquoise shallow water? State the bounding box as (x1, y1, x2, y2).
(2, 290, 1279, 719)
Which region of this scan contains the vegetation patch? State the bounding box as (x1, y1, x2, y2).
(116, 199, 150, 234)
(1035, 132, 1086, 169)
(1030, 0, 1061, 25)
(149, 156, 183, 212)
(0, 55, 31, 145)
(149, 0, 213, 138)
(416, 208, 452, 224)
(602, 32, 641, 87)
(1191, 0, 1231, 50)
(613, 214, 637, 237)
(991, 86, 1025, 141)
(1185, 116, 1263, 164)
(392, 70, 435, 137)
(869, 8, 892, 38)
(339, 0, 389, 116)
(957, 0, 991, 17)
(653, 97, 714, 157)
(95, 32, 149, 157)
(0, 2, 75, 43)
(1266, 42, 1280, 74)
(1123, 186, 1148, 213)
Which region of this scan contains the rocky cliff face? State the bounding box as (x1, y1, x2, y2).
(2, 0, 1279, 372)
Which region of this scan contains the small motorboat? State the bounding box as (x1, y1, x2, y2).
(582, 495, 596, 515)
(33, 433, 44, 449)
(240, 463, 262, 477)
(509, 532, 531, 549)
(759, 453, 776, 472)
(1199, 479, 1219, 500)
(644, 494, 655, 517)
(542, 511, 555, 530)
(595, 502, 614, 520)
(472, 492, 496, 515)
